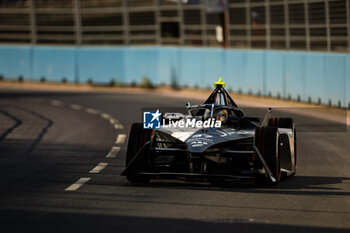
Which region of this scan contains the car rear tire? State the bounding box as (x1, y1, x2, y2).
(268, 117, 293, 129)
(125, 123, 152, 183)
(268, 117, 296, 174)
(254, 126, 281, 186)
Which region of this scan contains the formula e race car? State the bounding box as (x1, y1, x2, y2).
(121, 78, 297, 185)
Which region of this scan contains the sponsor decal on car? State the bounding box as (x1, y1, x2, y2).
(143, 110, 162, 129)
(143, 109, 222, 129)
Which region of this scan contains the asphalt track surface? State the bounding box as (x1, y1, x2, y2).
(0, 88, 349, 233)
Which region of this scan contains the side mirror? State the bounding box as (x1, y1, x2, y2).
(186, 102, 191, 109)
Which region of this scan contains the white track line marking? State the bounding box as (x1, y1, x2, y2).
(89, 162, 108, 174)
(101, 113, 111, 119)
(115, 134, 126, 144)
(114, 124, 124, 130)
(65, 177, 91, 191)
(86, 108, 99, 115)
(70, 104, 83, 111)
(109, 118, 118, 124)
(50, 100, 63, 106)
(106, 146, 120, 158)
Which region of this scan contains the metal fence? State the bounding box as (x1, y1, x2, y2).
(0, 0, 349, 52)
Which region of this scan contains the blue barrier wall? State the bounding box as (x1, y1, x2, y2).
(0, 45, 349, 107)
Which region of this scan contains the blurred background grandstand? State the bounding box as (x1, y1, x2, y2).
(0, 0, 349, 52)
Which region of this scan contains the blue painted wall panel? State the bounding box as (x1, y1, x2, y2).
(285, 52, 305, 101)
(245, 51, 264, 95)
(180, 48, 202, 88)
(33, 47, 75, 82)
(323, 54, 346, 107)
(0, 45, 349, 108)
(0, 45, 31, 79)
(201, 48, 224, 89)
(78, 47, 125, 83)
(304, 53, 325, 103)
(265, 51, 284, 98)
(225, 50, 246, 93)
(346, 56, 350, 108)
(157, 47, 180, 86)
(125, 47, 157, 84)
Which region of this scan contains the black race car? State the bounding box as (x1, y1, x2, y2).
(121, 79, 296, 185)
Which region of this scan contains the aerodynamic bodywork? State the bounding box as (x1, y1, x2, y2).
(121, 78, 297, 185)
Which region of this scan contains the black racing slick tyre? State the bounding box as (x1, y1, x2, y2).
(268, 117, 297, 174)
(125, 123, 152, 183)
(268, 117, 293, 129)
(254, 126, 281, 186)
